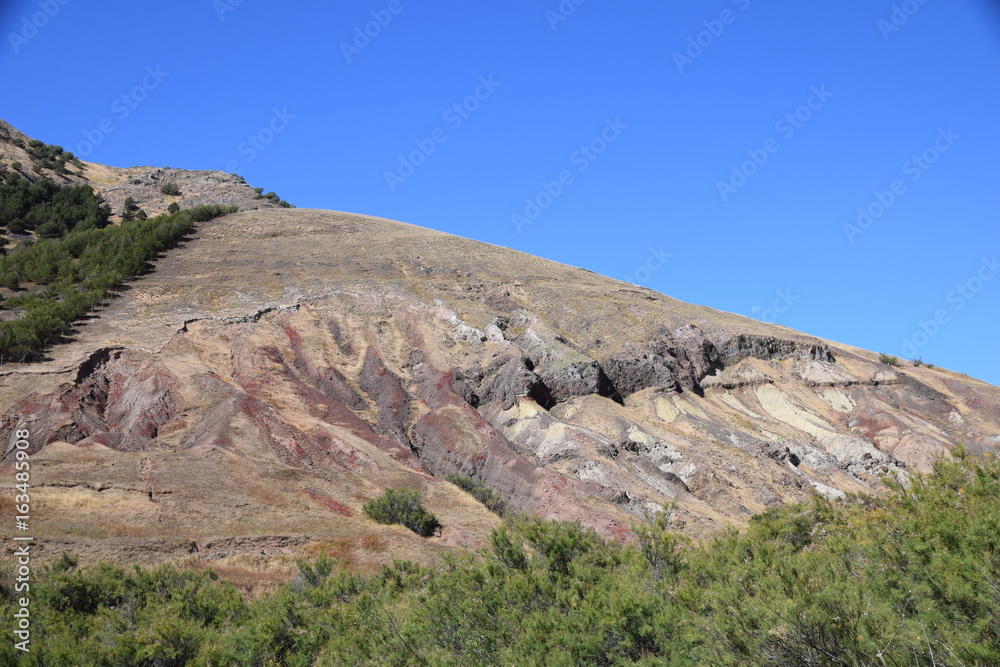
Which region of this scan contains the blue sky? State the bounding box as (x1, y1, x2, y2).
(2, 0, 998, 386)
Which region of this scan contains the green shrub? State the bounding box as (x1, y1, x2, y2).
(878, 352, 900, 366)
(160, 181, 181, 195)
(6, 457, 1000, 664)
(445, 473, 508, 516)
(167, 202, 181, 214)
(0, 172, 111, 236)
(0, 204, 236, 362)
(363, 488, 439, 537)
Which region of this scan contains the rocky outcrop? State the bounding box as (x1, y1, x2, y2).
(721, 334, 834, 364)
(13, 348, 178, 453)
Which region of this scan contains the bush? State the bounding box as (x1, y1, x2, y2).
(160, 182, 181, 196)
(0, 204, 237, 362)
(878, 352, 900, 366)
(121, 196, 139, 222)
(0, 171, 111, 236)
(167, 202, 181, 214)
(8, 457, 1000, 665)
(445, 473, 508, 516)
(363, 488, 439, 537)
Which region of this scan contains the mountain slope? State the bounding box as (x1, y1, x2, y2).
(2, 205, 998, 569)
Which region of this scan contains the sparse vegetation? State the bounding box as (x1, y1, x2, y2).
(445, 473, 509, 516)
(3, 455, 1000, 664)
(24, 138, 81, 175)
(362, 488, 439, 536)
(0, 204, 237, 362)
(879, 352, 901, 366)
(253, 186, 294, 208)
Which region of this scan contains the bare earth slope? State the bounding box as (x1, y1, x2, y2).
(2, 207, 999, 571)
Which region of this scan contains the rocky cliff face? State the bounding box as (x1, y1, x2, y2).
(2, 207, 997, 569)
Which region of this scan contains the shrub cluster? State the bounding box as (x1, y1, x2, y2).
(0, 170, 110, 237)
(22, 138, 81, 175)
(3, 455, 999, 665)
(362, 488, 440, 537)
(252, 186, 294, 208)
(0, 204, 236, 362)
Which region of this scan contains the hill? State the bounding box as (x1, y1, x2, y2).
(1, 120, 998, 576)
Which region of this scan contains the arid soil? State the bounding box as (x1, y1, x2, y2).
(3, 205, 998, 577)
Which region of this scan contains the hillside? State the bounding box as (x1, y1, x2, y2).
(0, 119, 290, 222)
(1, 168, 998, 574)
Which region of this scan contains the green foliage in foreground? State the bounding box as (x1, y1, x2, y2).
(0, 204, 237, 362)
(3, 456, 1000, 665)
(363, 488, 440, 537)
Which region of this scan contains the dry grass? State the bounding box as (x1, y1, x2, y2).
(183, 554, 298, 598)
(359, 532, 385, 551)
(245, 482, 290, 509)
(107, 524, 157, 538)
(303, 537, 357, 567)
(0, 493, 16, 513)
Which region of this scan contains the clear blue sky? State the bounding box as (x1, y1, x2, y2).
(2, 0, 998, 386)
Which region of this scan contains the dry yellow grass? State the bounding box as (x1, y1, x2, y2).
(0, 493, 16, 514)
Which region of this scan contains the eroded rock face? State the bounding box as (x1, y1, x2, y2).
(721, 334, 834, 364)
(14, 348, 177, 452)
(2, 208, 998, 567)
